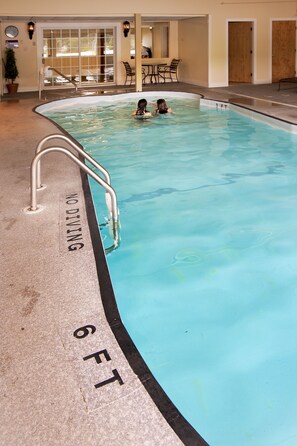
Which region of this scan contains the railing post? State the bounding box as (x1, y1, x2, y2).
(26, 147, 118, 224)
(48, 67, 78, 92)
(35, 134, 111, 189)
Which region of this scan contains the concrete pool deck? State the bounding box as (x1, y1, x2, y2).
(1, 82, 297, 446)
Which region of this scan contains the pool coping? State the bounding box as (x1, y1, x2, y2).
(37, 89, 297, 133)
(34, 96, 209, 445)
(34, 91, 297, 446)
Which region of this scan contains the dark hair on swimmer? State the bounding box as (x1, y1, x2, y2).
(157, 98, 168, 114)
(136, 98, 148, 115)
(157, 99, 166, 106)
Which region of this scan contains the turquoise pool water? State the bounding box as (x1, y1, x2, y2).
(41, 94, 297, 446)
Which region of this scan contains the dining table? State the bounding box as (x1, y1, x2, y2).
(142, 62, 167, 84)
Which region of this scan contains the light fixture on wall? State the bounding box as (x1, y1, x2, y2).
(27, 21, 35, 40)
(123, 21, 130, 38)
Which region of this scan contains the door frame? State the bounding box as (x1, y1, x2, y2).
(226, 18, 255, 85)
(270, 18, 297, 83)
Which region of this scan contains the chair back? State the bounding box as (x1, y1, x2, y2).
(122, 61, 133, 75)
(170, 58, 181, 72)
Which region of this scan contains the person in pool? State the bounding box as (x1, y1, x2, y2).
(132, 98, 152, 118)
(154, 98, 173, 114)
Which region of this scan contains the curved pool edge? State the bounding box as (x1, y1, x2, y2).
(35, 90, 201, 113)
(33, 91, 209, 445)
(80, 167, 209, 446)
(35, 89, 297, 134)
(33, 90, 297, 446)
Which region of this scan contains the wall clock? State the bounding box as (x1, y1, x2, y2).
(5, 25, 19, 38)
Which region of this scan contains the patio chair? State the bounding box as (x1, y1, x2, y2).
(122, 61, 145, 85)
(158, 58, 181, 82)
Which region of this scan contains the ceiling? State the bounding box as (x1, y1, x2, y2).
(0, 15, 206, 23)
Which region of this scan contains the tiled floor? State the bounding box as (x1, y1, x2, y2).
(1, 82, 297, 446)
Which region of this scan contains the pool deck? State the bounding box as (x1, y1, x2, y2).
(1, 82, 297, 446)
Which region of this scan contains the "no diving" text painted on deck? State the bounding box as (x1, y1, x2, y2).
(65, 193, 85, 252)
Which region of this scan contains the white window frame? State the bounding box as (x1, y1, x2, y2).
(36, 22, 121, 87)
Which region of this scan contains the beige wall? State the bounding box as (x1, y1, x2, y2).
(209, 2, 296, 86)
(1, 0, 297, 92)
(179, 17, 208, 86)
(1, 21, 38, 93)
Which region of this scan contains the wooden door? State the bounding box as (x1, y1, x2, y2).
(228, 22, 253, 83)
(272, 21, 296, 82)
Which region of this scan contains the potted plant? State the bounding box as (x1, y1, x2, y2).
(4, 48, 19, 93)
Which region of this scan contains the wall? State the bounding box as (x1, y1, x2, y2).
(179, 17, 208, 86)
(1, 21, 38, 93)
(208, 1, 296, 86)
(0, 19, 177, 92)
(1, 0, 297, 91)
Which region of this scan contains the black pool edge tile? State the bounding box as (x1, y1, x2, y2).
(81, 170, 209, 446)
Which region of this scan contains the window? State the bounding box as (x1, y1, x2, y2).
(43, 27, 115, 86)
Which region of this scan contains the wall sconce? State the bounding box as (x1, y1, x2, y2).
(27, 21, 35, 40)
(123, 21, 130, 38)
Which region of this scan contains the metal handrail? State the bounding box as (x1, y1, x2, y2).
(38, 66, 78, 100)
(49, 67, 78, 91)
(27, 146, 119, 245)
(35, 134, 111, 189)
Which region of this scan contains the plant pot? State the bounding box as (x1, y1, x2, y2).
(6, 83, 19, 94)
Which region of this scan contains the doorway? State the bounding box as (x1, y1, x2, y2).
(228, 21, 253, 84)
(272, 20, 296, 82)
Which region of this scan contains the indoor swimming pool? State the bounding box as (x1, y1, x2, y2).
(37, 92, 297, 446)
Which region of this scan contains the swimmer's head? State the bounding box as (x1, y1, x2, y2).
(137, 98, 148, 111)
(157, 98, 168, 113)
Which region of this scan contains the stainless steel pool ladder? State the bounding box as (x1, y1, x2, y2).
(25, 134, 119, 247)
(35, 134, 111, 188)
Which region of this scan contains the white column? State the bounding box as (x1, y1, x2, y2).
(134, 13, 142, 92)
